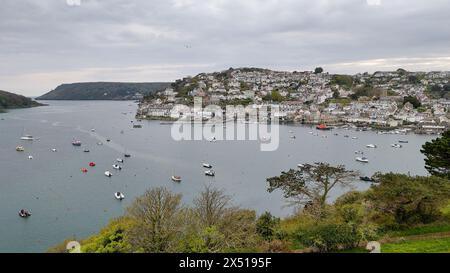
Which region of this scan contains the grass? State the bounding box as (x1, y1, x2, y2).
(385, 223, 450, 237)
(382, 237, 450, 253)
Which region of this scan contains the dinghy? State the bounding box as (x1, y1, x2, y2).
(171, 176, 182, 182)
(104, 171, 112, 177)
(366, 144, 377, 148)
(16, 146, 25, 152)
(205, 170, 215, 177)
(89, 162, 96, 167)
(356, 157, 369, 163)
(114, 192, 125, 201)
(203, 163, 213, 169)
(117, 158, 124, 163)
(112, 164, 122, 170)
(18, 209, 32, 218)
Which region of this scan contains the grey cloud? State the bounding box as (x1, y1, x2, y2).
(0, 0, 450, 95)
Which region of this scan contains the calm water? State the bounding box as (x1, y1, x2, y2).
(0, 101, 435, 252)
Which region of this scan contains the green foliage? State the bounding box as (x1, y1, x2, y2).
(331, 75, 353, 90)
(82, 218, 133, 253)
(403, 96, 422, 108)
(314, 67, 324, 74)
(256, 212, 280, 241)
(368, 173, 450, 228)
(382, 237, 450, 253)
(421, 131, 450, 179)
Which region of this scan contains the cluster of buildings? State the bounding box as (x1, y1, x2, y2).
(136, 68, 450, 134)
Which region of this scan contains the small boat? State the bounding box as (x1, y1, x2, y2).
(18, 209, 32, 218)
(124, 154, 131, 158)
(356, 157, 369, 163)
(97, 142, 103, 146)
(391, 144, 402, 148)
(112, 164, 122, 170)
(205, 170, 215, 176)
(16, 146, 25, 152)
(203, 163, 213, 169)
(114, 192, 125, 201)
(106, 139, 111, 142)
(104, 171, 112, 177)
(209, 137, 217, 142)
(89, 162, 96, 167)
(316, 124, 332, 131)
(290, 135, 296, 139)
(399, 140, 409, 144)
(20, 135, 34, 141)
(355, 150, 364, 155)
(289, 130, 294, 134)
(297, 164, 305, 168)
(344, 135, 350, 138)
(91, 129, 95, 132)
(72, 140, 82, 146)
(171, 176, 182, 182)
(360, 176, 375, 182)
(352, 137, 358, 140)
(81, 168, 88, 173)
(83, 149, 90, 153)
(366, 144, 377, 148)
(117, 158, 124, 163)
(28, 155, 33, 160)
(51, 148, 57, 152)
(133, 124, 142, 128)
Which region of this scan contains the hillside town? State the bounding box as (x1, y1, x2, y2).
(137, 68, 450, 134)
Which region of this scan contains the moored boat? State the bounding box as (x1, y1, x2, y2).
(360, 176, 375, 182)
(356, 157, 369, 163)
(205, 170, 215, 177)
(18, 209, 32, 218)
(72, 140, 82, 146)
(20, 135, 34, 141)
(112, 164, 122, 170)
(316, 124, 332, 131)
(16, 146, 25, 152)
(89, 162, 96, 167)
(171, 176, 182, 182)
(203, 163, 213, 169)
(391, 144, 403, 148)
(366, 144, 377, 148)
(114, 192, 125, 200)
(117, 158, 124, 163)
(104, 171, 112, 177)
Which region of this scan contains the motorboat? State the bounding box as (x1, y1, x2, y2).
(366, 144, 377, 148)
(356, 157, 369, 163)
(205, 170, 215, 177)
(83, 149, 90, 153)
(391, 144, 403, 148)
(124, 154, 131, 158)
(16, 146, 25, 152)
(352, 137, 358, 140)
(114, 192, 125, 200)
(89, 162, 96, 167)
(117, 158, 124, 163)
(399, 140, 409, 144)
(106, 139, 111, 142)
(171, 176, 182, 182)
(18, 209, 32, 218)
(104, 171, 112, 177)
(355, 151, 364, 155)
(297, 164, 305, 168)
(112, 164, 122, 170)
(20, 135, 34, 141)
(203, 163, 213, 169)
(28, 155, 33, 160)
(51, 148, 57, 152)
(72, 140, 82, 146)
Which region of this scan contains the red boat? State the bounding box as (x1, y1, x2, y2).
(72, 140, 82, 146)
(89, 162, 96, 167)
(81, 168, 88, 173)
(316, 124, 332, 131)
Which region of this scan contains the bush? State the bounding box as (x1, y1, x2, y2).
(256, 212, 280, 241)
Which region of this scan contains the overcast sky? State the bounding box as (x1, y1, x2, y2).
(1, 0, 450, 96)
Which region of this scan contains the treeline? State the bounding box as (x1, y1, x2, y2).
(0, 90, 43, 110)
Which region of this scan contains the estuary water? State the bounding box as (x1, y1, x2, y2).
(0, 101, 435, 252)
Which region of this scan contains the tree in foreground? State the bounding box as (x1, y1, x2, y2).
(421, 130, 450, 179)
(267, 163, 358, 210)
(126, 187, 184, 253)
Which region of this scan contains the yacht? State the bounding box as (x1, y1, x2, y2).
(20, 135, 34, 141)
(356, 157, 369, 163)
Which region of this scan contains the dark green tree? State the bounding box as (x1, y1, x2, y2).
(256, 212, 280, 241)
(421, 130, 450, 179)
(314, 67, 324, 74)
(403, 96, 421, 109)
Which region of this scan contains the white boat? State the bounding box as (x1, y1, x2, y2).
(171, 176, 182, 182)
(97, 142, 103, 146)
(391, 144, 403, 148)
(28, 155, 33, 160)
(16, 146, 25, 152)
(356, 157, 369, 163)
(51, 148, 57, 152)
(205, 170, 215, 176)
(116, 158, 124, 163)
(112, 164, 122, 170)
(297, 164, 305, 168)
(352, 137, 358, 140)
(104, 171, 112, 177)
(203, 163, 213, 169)
(20, 135, 34, 141)
(114, 192, 125, 200)
(91, 129, 95, 132)
(366, 144, 377, 148)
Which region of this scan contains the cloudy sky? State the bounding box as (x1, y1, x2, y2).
(1, 0, 450, 96)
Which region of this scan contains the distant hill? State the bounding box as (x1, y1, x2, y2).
(36, 82, 171, 100)
(0, 90, 43, 111)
